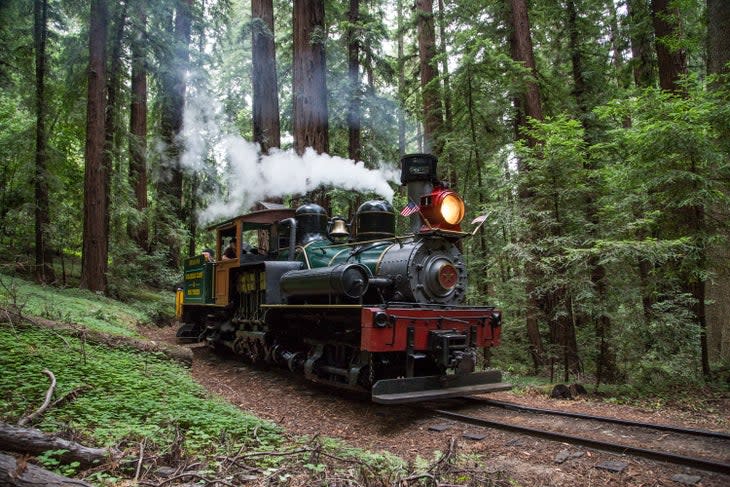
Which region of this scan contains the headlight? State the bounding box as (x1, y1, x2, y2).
(440, 193, 464, 225)
(413, 187, 466, 233)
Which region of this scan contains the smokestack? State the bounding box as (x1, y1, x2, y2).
(400, 153, 438, 234)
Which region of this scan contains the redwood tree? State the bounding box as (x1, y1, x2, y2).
(158, 0, 192, 266)
(705, 0, 730, 365)
(507, 0, 546, 371)
(251, 0, 281, 154)
(129, 0, 148, 250)
(651, 0, 709, 376)
(416, 0, 442, 154)
(33, 0, 55, 284)
(80, 0, 109, 292)
(346, 0, 361, 162)
(627, 0, 655, 89)
(651, 0, 687, 93)
(292, 0, 329, 156)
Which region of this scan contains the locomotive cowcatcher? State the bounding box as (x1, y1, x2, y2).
(175, 154, 510, 403)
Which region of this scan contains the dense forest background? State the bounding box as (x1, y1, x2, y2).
(1, 0, 728, 393)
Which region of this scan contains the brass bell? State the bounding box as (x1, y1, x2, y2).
(329, 217, 350, 239)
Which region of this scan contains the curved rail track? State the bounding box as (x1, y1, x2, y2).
(425, 399, 730, 476)
(466, 397, 730, 440)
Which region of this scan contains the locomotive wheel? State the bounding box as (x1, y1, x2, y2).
(237, 338, 265, 364)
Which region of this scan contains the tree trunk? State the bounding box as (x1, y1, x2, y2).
(129, 1, 148, 251)
(0, 453, 94, 487)
(158, 0, 193, 267)
(416, 0, 442, 155)
(80, 0, 109, 293)
(627, 0, 655, 88)
(651, 0, 687, 93)
(436, 0, 455, 186)
(293, 0, 329, 156)
(508, 0, 545, 370)
(251, 0, 281, 153)
(397, 0, 406, 157)
(437, 0, 451, 127)
(508, 0, 543, 126)
(293, 0, 329, 209)
(33, 0, 55, 284)
(607, 0, 628, 89)
(347, 0, 361, 162)
(465, 64, 490, 298)
(188, 173, 198, 256)
(652, 0, 707, 376)
(0, 423, 113, 467)
(707, 0, 730, 77)
(104, 1, 127, 257)
(706, 0, 730, 363)
(567, 0, 613, 382)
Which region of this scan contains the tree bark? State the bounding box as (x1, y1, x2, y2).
(0, 453, 94, 487)
(251, 0, 281, 153)
(627, 0, 655, 88)
(706, 0, 730, 363)
(652, 0, 707, 376)
(346, 0, 361, 162)
(158, 0, 193, 268)
(80, 0, 109, 293)
(129, 1, 148, 251)
(416, 0, 442, 155)
(651, 0, 687, 93)
(507, 0, 545, 370)
(567, 0, 613, 382)
(707, 0, 730, 77)
(103, 1, 127, 258)
(396, 0, 406, 157)
(436, 0, 455, 186)
(293, 0, 329, 156)
(0, 424, 113, 467)
(34, 0, 55, 285)
(508, 0, 543, 129)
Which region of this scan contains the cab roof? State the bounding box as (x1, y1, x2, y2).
(205, 208, 295, 232)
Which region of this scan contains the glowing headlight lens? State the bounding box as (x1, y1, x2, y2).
(440, 193, 465, 225)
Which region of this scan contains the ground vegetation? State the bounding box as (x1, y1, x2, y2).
(0, 1, 728, 479)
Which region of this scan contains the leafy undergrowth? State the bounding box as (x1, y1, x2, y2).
(0, 325, 416, 485)
(0, 272, 171, 337)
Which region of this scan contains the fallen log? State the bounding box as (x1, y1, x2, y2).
(0, 422, 115, 468)
(0, 305, 192, 366)
(0, 452, 93, 487)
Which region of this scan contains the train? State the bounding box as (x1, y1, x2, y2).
(175, 153, 510, 403)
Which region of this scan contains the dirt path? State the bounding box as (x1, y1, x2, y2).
(142, 324, 730, 486)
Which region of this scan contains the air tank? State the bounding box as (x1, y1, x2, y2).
(279, 263, 370, 300)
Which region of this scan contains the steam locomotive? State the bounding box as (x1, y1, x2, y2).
(175, 154, 510, 403)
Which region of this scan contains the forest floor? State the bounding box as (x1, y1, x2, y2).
(143, 323, 730, 487)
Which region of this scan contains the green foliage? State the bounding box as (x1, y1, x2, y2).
(0, 326, 281, 453)
(36, 449, 81, 477)
(0, 272, 172, 336)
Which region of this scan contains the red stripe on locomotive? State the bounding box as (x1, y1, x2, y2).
(361, 307, 502, 352)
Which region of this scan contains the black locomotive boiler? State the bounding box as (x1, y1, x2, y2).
(175, 154, 510, 403)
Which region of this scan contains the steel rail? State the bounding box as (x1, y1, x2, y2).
(463, 397, 730, 440)
(430, 408, 730, 476)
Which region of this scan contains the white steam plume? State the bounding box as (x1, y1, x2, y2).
(179, 89, 400, 224)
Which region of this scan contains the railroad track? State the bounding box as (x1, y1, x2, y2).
(425, 398, 730, 476)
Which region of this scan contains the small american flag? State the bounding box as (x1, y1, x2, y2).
(400, 201, 420, 217)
